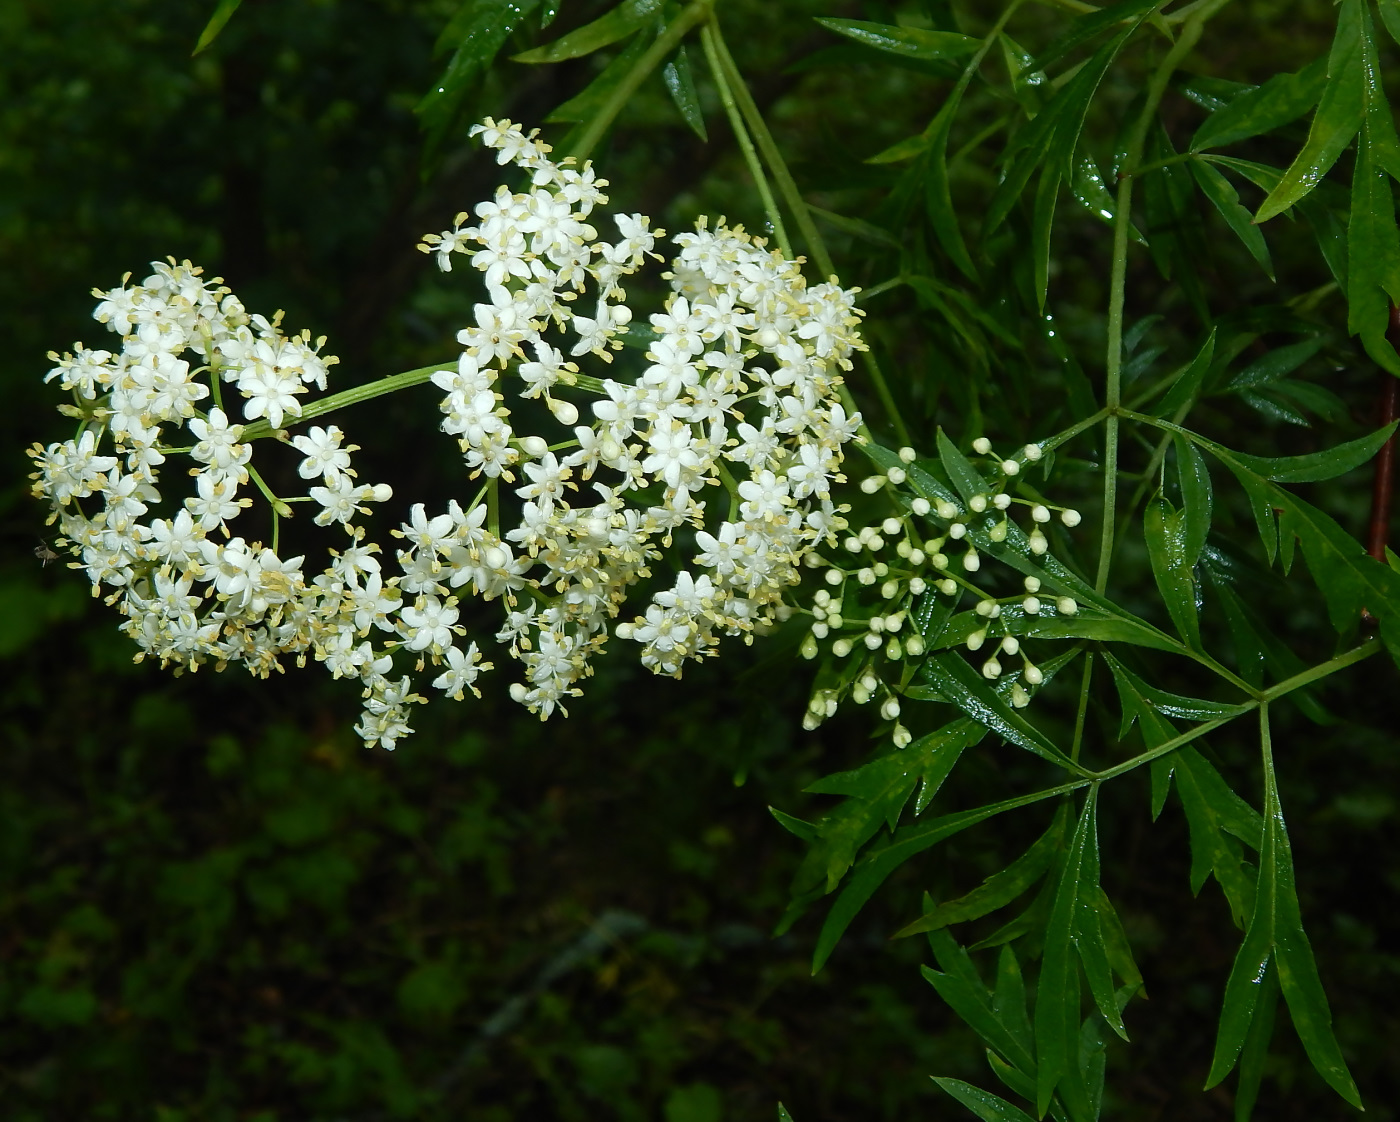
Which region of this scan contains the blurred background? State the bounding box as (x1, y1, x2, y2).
(2, 1, 1398, 1119)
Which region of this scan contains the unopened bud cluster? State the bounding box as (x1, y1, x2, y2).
(31, 119, 866, 750)
(799, 438, 1081, 738)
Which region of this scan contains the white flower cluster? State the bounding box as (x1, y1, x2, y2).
(798, 440, 1082, 743)
(412, 118, 865, 719)
(31, 119, 866, 750)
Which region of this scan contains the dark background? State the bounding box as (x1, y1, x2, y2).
(2, 1, 1398, 1119)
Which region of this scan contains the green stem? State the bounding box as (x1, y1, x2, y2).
(705, 18, 835, 280)
(699, 23, 791, 257)
(1068, 654, 1094, 763)
(239, 363, 456, 441)
(862, 349, 911, 449)
(854, 276, 906, 304)
(1261, 638, 1380, 701)
(566, 0, 716, 164)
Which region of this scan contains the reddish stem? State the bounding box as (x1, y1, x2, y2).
(1367, 306, 1400, 562)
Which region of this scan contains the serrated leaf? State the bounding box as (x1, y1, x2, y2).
(814, 17, 978, 62)
(1256, 0, 1365, 223)
(1103, 653, 1251, 730)
(514, 0, 659, 62)
(1154, 327, 1217, 416)
(663, 45, 706, 141)
(1189, 158, 1274, 279)
(193, 0, 242, 55)
(895, 807, 1067, 937)
(1028, 0, 1162, 74)
(1191, 56, 1327, 152)
(1036, 788, 1099, 1117)
(932, 1078, 1038, 1122)
(1145, 495, 1202, 648)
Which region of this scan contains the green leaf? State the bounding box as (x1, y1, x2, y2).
(927, 100, 980, 281)
(1071, 154, 1147, 243)
(813, 18, 978, 62)
(418, 0, 541, 140)
(985, 28, 1138, 234)
(1028, 0, 1163, 74)
(809, 205, 901, 249)
(1234, 959, 1279, 1122)
(1208, 717, 1362, 1108)
(920, 651, 1081, 770)
(1233, 422, 1399, 484)
(1348, 116, 1400, 374)
(1154, 328, 1217, 416)
(1255, 0, 1365, 223)
(545, 31, 649, 123)
(1191, 56, 1328, 152)
(768, 806, 818, 842)
(994, 945, 1036, 1063)
(1103, 653, 1252, 729)
(1382, 0, 1400, 46)
(514, 0, 660, 63)
(778, 1106, 795, 1122)
(1189, 157, 1274, 280)
(662, 45, 707, 141)
(925, 929, 1039, 1075)
(1144, 494, 1202, 648)
(1224, 337, 1322, 391)
(193, 0, 242, 55)
(1032, 168, 1061, 313)
(1174, 433, 1214, 567)
(1036, 788, 1099, 1117)
(894, 807, 1067, 937)
(931, 1078, 1038, 1122)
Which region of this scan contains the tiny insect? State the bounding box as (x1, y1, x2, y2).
(34, 541, 59, 567)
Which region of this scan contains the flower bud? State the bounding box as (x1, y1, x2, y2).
(1023, 443, 1043, 462)
(800, 632, 819, 659)
(936, 579, 957, 595)
(981, 656, 1003, 679)
(898, 446, 917, 463)
(864, 633, 882, 650)
(1057, 597, 1078, 616)
(892, 723, 913, 747)
(969, 494, 988, 513)
(963, 547, 980, 572)
(886, 638, 903, 660)
(909, 548, 926, 566)
(882, 517, 902, 536)
(904, 634, 925, 656)
(1029, 529, 1048, 555)
(911, 497, 931, 516)
(966, 629, 986, 651)
(1031, 504, 1051, 523)
(825, 568, 844, 586)
(880, 697, 901, 721)
(1061, 508, 1082, 527)
(826, 613, 844, 629)
(935, 500, 960, 520)
(886, 466, 907, 485)
(860, 475, 886, 493)
(1000, 460, 1020, 476)
(1022, 596, 1042, 615)
(1001, 636, 1020, 655)
(518, 435, 548, 458)
(1011, 684, 1030, 708)
(1024, 663, 1044, 686)
(909, 576, 926, 595)
(881, 579, 900, 600)
(992, 493, 1012, 510)
(548, 398, 579, 426)
(833, 638, 853, 657)
(811, 621, 829, 639)
(1024, 576, 1041, 593)
(972, 437, 992, 455)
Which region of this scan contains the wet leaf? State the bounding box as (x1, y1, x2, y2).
(1144, 494, 1201, 648)
(663, 45, 707, 141)
(932, 1078, 1038, 1122)
(515, 0, 660, 62)
(1191, 56, 1327, 152)
(1189, 157, 1274, 279)
(814, 18, 978, 62)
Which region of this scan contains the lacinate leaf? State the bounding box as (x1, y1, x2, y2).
(1191, 56, 1327, 152)
(1224, 338, 1322, 391)
(927, 98, 980, 281)
(1103, 654, 1251, 730)
(1208, 716, 1362, 1108)
(926, 929, 1038, 1074)
(1256, 0, 1365, 223)
(514, 0, 659, 62)
(1153, 327, 1216, 417)
(813, 18, 978, 62)
(1348, 117, 1400, 374)
(1029, 0, 1163, 74)
(193, 0, 242, 55)
(894, 806, 1067, 937)
(985, 29, 1137, 234)
(1144, 495, 1201, 648)
(662, 45, 706, 141)
(920, 651, 1080, 770)
(1234, 959, 1279, 1122)
(931, 1078, 1038, 1122)
(1032, 168, 1061, 312)
(1189, 157, 1274, 279)
(1036, 788, 1099, 1117)
(1223, 422, 1397, 483)
(1175, 433, 1214, 567)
